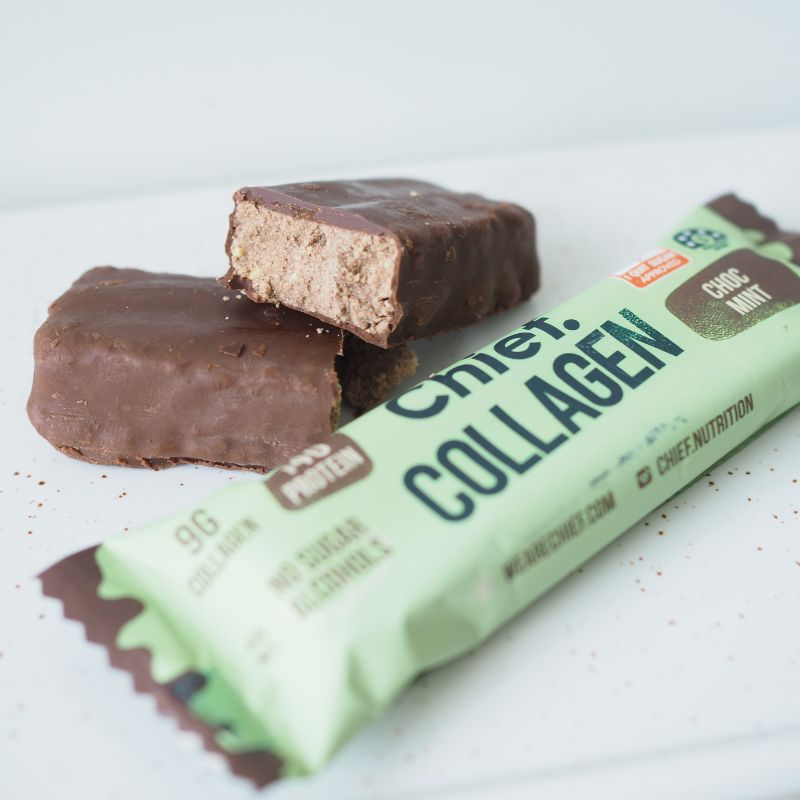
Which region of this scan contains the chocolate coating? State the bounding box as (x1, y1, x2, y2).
(27, 268, 344, 472)
(222, 179, 540, 347)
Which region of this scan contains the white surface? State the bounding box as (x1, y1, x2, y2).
(1, 129, 799, 800)
(2, 0, 800, 210)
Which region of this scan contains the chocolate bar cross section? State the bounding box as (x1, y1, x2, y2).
(222, 179, 540, 347)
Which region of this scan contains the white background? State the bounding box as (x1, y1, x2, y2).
(2, 130, 800, 800)
(2, 3, 800, 800)
(1, 0, 799, 210)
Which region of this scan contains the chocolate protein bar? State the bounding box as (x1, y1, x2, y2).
(41, 196, 800, 785)
(27, 268, 416, 472)
(222, 179, 539, 347)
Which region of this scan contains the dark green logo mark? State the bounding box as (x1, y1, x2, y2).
(674, 228, 727, 251)
(636, 466, 652, 488)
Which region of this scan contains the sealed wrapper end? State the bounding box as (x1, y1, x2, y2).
(41, 195, 800, 786)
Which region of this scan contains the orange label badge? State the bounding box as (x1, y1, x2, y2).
(615, 248, 690, 288)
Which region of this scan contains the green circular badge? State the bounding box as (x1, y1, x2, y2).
(674, 228, 727, 250)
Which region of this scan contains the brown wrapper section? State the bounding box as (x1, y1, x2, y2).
(709, 193, 800, 262)
(265, 433, 373, 511)
(666, 249, 800, 339)
(39, 549, 281, 786)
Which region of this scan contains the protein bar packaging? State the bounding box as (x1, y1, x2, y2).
(41, 195, 800, 786)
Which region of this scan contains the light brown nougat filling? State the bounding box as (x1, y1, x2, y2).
(230, 202, 400, 337)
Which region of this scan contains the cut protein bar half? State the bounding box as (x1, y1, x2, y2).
(28, 268, 416, 472)
(222, 179, 540, 347)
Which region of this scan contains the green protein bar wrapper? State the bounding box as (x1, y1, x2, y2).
(41, 195, 800, 786)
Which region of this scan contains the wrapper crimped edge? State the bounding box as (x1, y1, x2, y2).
(710, 194, 800, 264)
(39, 548, 281, 787)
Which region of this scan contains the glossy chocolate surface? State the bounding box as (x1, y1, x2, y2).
(28, 268, 343, 471)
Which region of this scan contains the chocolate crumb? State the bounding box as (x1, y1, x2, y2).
(219, 342, 245, 357)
